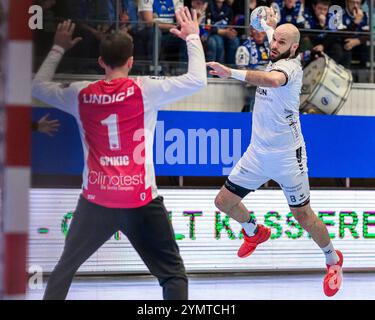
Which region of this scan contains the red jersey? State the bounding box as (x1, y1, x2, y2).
(32, 34, 206, 208)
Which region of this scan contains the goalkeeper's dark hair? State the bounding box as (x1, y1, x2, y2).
(100, 32, 134, 69)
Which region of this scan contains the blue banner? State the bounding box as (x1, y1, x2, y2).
(31, 108, 375, 178)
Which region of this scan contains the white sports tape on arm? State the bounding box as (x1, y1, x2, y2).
(230, 69, 247, 82)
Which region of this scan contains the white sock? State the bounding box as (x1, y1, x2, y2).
(322, 242, 339, 265)
(240, 216, 258, 237)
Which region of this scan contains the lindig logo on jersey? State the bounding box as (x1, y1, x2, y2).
(83, 87, 134, 105)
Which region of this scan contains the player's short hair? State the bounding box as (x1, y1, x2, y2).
(99, 32, 134, 69)
(314, 0, 331, 6)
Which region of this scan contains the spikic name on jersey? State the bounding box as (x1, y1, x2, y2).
(100, 156, 130, 167)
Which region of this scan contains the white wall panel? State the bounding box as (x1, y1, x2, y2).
(338, 84, 375, 116)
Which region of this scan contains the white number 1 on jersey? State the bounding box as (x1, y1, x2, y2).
(101, 114, 121, 151)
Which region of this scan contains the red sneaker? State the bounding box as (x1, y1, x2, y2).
(323, 250, 344, 297)
(237, 224, 271, 258)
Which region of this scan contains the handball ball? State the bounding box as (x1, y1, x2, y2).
(250, 6, 268, 31)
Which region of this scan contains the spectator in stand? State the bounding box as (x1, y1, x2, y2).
(273, 0, 305, 27)
(344, 0, 368, 28)
(302, 0, 330, 56)
(323, 0, 369, 68)
(137, 0, 186, 63)
(304, 0, 330, 31)
(235, 27, 270, 70)
(342, 0, 369, 66)
(98, 1, 139, 35)
(77, 1, 136, 39)
(78, 1, 139, 42)
(206, 0, 240, 66)
(235, 27, 270, 111)
(108, 0, 138, 29)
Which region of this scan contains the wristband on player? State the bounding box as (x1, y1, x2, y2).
(51, 45, 65, 55)
(230, 69, 247, 82)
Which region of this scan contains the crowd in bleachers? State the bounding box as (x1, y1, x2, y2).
(34, 0, 373, 76)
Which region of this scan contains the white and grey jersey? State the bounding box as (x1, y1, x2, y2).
(251, 56, 304, 153)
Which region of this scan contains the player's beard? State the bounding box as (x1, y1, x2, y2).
(270, 46, 292, 63)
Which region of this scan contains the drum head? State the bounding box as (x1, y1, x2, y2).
(323, 58, 352, 98)
(301, 57, 325, 96)
(301, 54, 353, 114)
